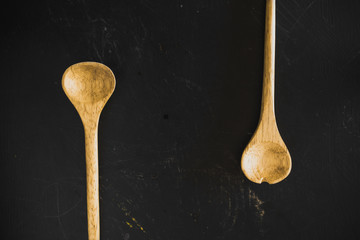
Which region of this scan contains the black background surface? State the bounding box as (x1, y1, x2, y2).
(2, 0, 360, 239)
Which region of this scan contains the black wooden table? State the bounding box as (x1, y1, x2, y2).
(2, 0, 360, 239)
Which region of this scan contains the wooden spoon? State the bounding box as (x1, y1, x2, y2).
(241, 0, 291, 184)
(62, 62, 116, 240)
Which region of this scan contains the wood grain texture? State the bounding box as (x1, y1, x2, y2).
(241, 0, 291, 184)
(62, 62, 116, 240)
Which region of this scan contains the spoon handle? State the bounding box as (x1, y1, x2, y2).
(260, 0, 276, 127)
(84, 122, 100, 240)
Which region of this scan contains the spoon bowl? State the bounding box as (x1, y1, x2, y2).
(242, 141, 291, 184)
(62, 62, 115, 105)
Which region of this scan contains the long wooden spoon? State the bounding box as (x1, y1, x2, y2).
(62, 62, 116, 240)
(241, 0, 291, 184)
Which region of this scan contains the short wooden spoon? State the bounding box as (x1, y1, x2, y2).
(241, 0, 291, 184)
(62, 62, 116, 239)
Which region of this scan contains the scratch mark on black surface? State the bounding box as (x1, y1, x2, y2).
(277, 2, 298, 25)
(250, 6, 263, 26)
(117, 203, 147, 234)
(248, 188, 264, 222)
(140, 0, 156, 13)
(290, 0, 300, 7)
(56, 184, 68, 240)
(92, 42, 103, 62)
(288, 0, 317, 35)
(277, 23, 291, 34)
(172, 73, 202, 91)
(44, 197, 82, 218)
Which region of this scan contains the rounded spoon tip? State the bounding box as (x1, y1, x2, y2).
(62, 61, 116, 105)
(241, 142, 291, 184)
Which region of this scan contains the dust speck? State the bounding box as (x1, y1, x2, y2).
(123, 233, 130, 240)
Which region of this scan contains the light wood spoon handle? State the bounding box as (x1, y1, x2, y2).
(84, 122, 100, 240)
(261, 0, 276, 129)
